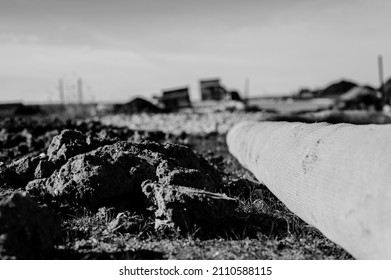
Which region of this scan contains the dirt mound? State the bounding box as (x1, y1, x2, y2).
(0, 192, 59, 259)
(1, 129, 230, 237)
(11, 129, 250, 239)
(22, 132, 222, 212)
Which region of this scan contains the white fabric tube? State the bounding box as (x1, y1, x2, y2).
(227, 121, 391, 259)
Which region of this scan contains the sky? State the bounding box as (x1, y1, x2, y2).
(0, 0, 390, 103)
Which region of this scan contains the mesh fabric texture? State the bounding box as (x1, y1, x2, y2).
(227, 121, 391, 259)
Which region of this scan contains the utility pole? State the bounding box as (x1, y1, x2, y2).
(378, 55, 387, 107)
(77, 77, 83, 105)
(58, 78, 65, 105)
(244, 78, 250, 108)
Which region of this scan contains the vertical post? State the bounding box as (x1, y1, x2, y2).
(77, 78, 83, 105)
(244, 78, 249, 108)
(59, 78, 65, 105)
(378, 55, 386, 107)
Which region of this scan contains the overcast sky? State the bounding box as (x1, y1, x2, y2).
(0, 0, 390, 103)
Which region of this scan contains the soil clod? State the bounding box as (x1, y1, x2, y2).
(142, 181, 239, 236)
(0, 192, 59, 259)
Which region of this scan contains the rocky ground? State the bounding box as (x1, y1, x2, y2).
(0, 113, 353, 259)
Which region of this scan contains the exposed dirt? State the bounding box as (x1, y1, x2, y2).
(0, 115, 353, 260)
(0, 192, 59, 259)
